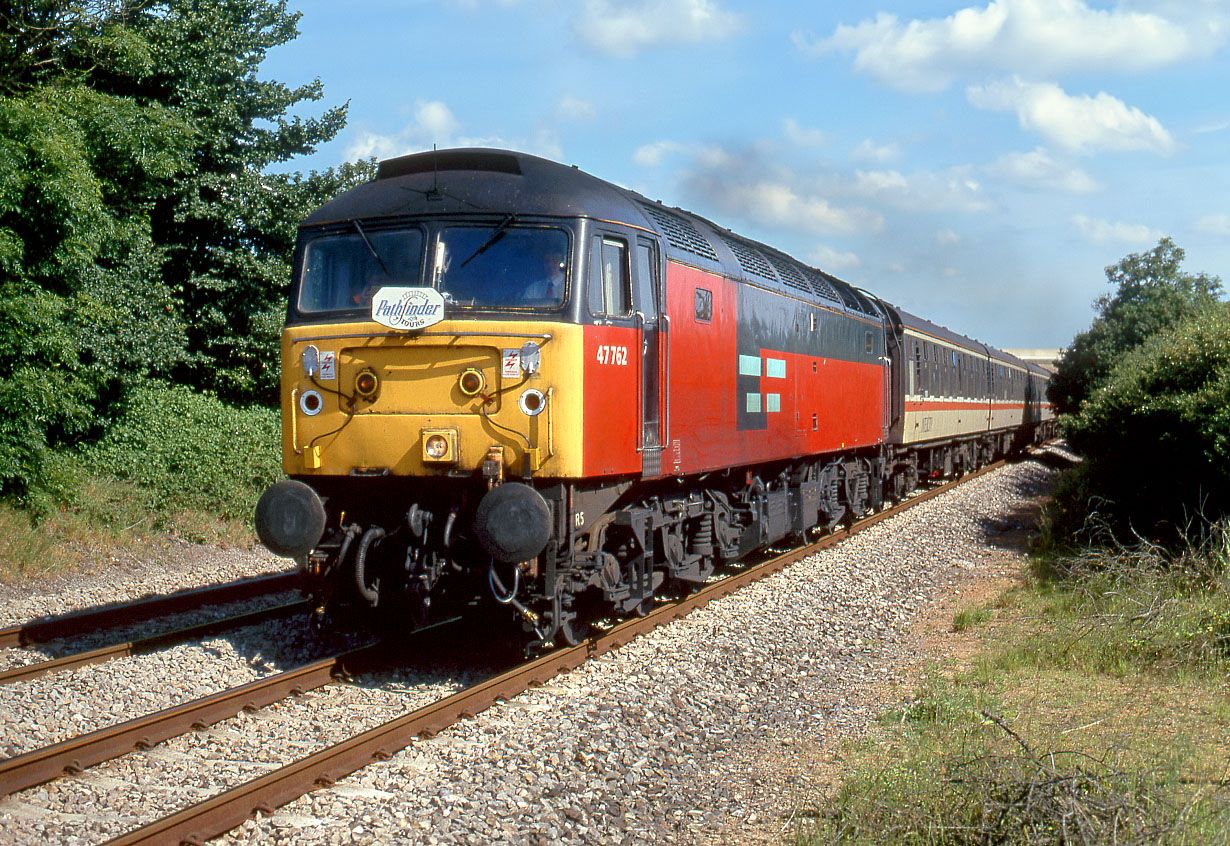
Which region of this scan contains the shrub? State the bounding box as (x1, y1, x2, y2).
(83, 380, 281, 520)
(1058, 304, 1230, 544)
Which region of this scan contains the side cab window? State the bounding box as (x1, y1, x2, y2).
(589, 235, 631, 317)
(633, 240, 659, 320)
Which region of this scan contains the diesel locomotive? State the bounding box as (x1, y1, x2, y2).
(254, 148, 1056, 646)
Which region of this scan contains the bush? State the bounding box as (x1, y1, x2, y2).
(1058, 304, 1230, 544)
(83, 380, 281, 520)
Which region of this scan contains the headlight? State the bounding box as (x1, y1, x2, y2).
(355, 369, 379, 398)
(421, 428, 458, 464)
(458, 368, 485, 397)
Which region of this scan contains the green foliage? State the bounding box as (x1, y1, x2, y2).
(1049, 238, 1221, 415)
(116, 0, 353, 404)
(0, 79, 193, 501)
(1058, 304, 1230, 539)
(0, 0, 369, 510)
(83, 381, 281, 519)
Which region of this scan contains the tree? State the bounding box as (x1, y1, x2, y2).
(1049, 238, 1222, 415)
(1060, 304, 1230, 543)
(0, 13, 194, 507)
(0, 0, 364, 506)
(100, 0, 350, 404)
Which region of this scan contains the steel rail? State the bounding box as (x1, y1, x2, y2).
(0, 570, 302, 649)
(0, 600, 311, 686)
(0, 641, 385, 801)
(104, 458, 1014, 846)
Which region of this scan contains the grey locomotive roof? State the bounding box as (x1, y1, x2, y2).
(303, 148, 652, 228)
(302, 148, 1027, 349)
(302, 148, 884, 319)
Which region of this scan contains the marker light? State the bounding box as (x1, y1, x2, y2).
(425, 435, 449, 458)
(355, 369, 379, 398)
(458, 368, 485, 397)
(299, 390, 323, 416)
(518, 388, 546, 417)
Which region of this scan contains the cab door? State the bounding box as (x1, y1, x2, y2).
(632, 238, 665, 476)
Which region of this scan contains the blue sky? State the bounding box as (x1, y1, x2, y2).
(264, 0, 1230, 351)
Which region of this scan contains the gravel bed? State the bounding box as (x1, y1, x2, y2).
(0, 544, 286, 630)
(0, 454, 1058, 844)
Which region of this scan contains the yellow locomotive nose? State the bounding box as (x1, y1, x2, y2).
(421, 428, 458, 464)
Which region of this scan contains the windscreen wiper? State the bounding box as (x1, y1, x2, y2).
(353, 219, 391, 277)
(459, 214, 516, 269)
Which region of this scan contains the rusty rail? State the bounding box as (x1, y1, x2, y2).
(0, 600, 310, 685)
(104, 459, 1012, 846)
(0, 642, 385, 800)
(0, 570, 301, 649)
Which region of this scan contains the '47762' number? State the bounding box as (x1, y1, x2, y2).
(596, 345, 628, 366)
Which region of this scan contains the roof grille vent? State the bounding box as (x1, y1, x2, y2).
(639, 204, 720, 262)
(720, 236, 776, 281)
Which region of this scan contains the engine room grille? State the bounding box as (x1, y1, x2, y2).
(639, 204, 720, 262)
(766, 255, 816, 298)
(720, 236, 776, 281)
(805, 268, 842, 303)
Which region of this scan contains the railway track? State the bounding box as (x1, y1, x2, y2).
(0, 600, 310, 685)
(0, 569, 301, 649)
(39, 457, 1011, 846)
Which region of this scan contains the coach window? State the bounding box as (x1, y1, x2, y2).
(588, 235, 631, 317)
(915, 345, 923, 392)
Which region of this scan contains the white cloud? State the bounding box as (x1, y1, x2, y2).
(852, 138, 900, 163)
(345, 100, 563, 162)
(347, 100, 462, 160)
(937, 228, 962, 245)
(1071, 214, 1162, 245)
(633, 140, 730, 168)
(783, 118, 830, 147)
(851, 168, 992, 213)
(572, 0, 742, 58)
(703, 180, 881, 236)
(556, 94, 597, 122)
(673, 149, 883, 236)
(634, 140, 687, 167)
(967, 78, 1175, 154)
(987, 147, 1099, 193)
(807, 245, 861, 272)
(797, 0, 1223, 93)
(1197, 212, 1230, 236)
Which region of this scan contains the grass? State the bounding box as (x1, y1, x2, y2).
(0, 474, 258, 582)
(794, 525, 1230, 845)
(951, 603, 992, 632)
(0, 382, 280, 582)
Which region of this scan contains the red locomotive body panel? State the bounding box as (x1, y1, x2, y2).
(582, 323, 643, 476)
(662, 261, 887, 477)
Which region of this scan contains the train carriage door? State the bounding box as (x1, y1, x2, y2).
(633, 238, 665, 475)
